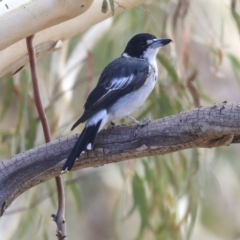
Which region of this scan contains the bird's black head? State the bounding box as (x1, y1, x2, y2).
(122, 33, 172, 62)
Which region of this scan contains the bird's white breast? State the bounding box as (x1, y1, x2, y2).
(109, 63, 157, 121)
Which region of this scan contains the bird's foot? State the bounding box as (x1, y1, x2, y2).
(126, 115, 152, 126)
(140, 117, 152, 126)
(108, 121, 116, 129)
(133, 117, 152, 137)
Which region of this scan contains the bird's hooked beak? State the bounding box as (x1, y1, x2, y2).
(149, 38, 172, 49)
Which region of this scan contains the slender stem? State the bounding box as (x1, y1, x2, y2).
(55, 176, 66, 236)
(26, 35, 67, 240)
(26, 36, 51, 143)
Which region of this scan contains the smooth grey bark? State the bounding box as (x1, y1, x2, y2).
(1, 102, 240, 216)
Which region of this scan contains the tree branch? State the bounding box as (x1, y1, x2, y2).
(1, 102, 240, 216)
(26, 35, 66, 239)
(0, 0, 146, 79)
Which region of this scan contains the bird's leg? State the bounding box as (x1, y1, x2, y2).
(126, 115, 152, 126)
(126, 115, 152, 137)
(141, 117, 152, 126)
(126, 115, 141, 125)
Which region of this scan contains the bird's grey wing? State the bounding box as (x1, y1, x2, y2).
(71, 58, 149, 130)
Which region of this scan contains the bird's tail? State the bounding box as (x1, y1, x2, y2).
(62, 120, 102, 172)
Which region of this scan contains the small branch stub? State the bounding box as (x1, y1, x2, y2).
(51, 214, 67, 240)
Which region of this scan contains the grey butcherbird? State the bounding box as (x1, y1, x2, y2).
(62, 33, 172, 172)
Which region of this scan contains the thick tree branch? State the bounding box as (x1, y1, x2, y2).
(1, 102, 240, 216)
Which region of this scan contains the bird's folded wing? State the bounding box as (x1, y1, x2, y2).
(86, 58, 149, 110)
(71, 57, 149, 129)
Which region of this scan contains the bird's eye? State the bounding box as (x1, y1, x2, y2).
(140, 41, 145, 46)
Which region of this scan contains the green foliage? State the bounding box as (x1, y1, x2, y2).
(125, 152, 199, 240)
(231, 2, 240, 35)
(229, 54, 240, 85)
(66, 173, 82, 212)
(0, 77, 14, 120)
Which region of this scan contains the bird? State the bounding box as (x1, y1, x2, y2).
(62, 33, 172, 172)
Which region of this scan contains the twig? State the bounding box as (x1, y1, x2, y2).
(26, 35, 67, 240)
(186, 69, 200, 107)
(172, 0, 190, 32)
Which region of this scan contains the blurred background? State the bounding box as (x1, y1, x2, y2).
(1, 0, 240, 239)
